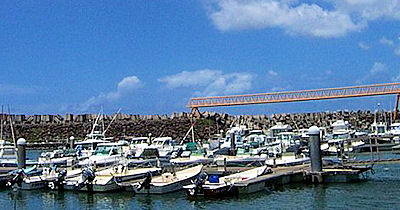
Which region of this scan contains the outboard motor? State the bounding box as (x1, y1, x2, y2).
(48, 169, 67, 190)
(133, 171, 152, 193)
(188, 172, 208, 196)
(6, 169, 25, 189)
(75, 167, 96, 190)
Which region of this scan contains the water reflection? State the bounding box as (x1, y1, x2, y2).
(312, 185, 326, 210)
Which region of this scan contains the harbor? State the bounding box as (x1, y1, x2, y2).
(1, 104, 400, 209)
(3, 1, 400, 209)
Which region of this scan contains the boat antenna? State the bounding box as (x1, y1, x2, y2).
(102, 108, 121, 136)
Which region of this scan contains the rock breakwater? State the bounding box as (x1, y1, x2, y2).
(0, 110, 393, 142)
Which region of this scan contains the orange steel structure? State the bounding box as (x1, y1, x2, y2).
(188, 83, 400, 120)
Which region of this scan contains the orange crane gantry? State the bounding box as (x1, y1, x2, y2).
(187, 82, 400, 120)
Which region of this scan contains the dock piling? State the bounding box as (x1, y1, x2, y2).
(69, 136, 75, 149)
(308, 126, 322, 183)
(17, 138, 26, 169)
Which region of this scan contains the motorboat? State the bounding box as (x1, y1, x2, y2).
(128, 164, 203, 194)
(184, 165, 271, 197)
(78, 141, 129, 167)
(38, 149, 76, 166)
(7, 167, 82, 190)
(138, 137, 175, 158)
(0, 140, 37, 167)
(64, 165, 161, 192)
(126, 137, 149, 158)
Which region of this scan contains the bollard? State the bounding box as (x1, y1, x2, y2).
(229, 132, 236, 156)
(308, 126, 322, 173)
(69, 136, 75, 149)
(148, 133, 152, 145)
(17, 138, 26, 169)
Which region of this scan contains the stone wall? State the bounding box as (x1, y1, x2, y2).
(0, 110, 393, 142)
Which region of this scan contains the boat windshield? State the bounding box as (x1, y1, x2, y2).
(377, 127, 386, 134)
(333, 133, 349, 140)
(3, 148, 15, 156)
(93, 146, 120, 156)
(392, 126, 400, 130)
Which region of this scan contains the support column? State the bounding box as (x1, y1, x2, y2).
(308, 126, 322, 173)
(17, 138, 26, 169)
(394, 94, 400, 122)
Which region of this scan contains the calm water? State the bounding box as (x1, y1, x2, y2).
(1, 151, 400, 210)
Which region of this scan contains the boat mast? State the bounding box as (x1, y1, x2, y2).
(0, 105, 3, 140)
(8, 105, 17, 155)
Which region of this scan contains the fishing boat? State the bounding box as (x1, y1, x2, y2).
(7, 167, 82, 190)
(78, 141, 129, 167)
(138, 137, 175, 158)
(64, 165, 161, 192)
(128, 164, 203, 194)
(183, 165, 271, 197)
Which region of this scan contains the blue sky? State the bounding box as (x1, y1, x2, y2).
(1, 0, 400, 115)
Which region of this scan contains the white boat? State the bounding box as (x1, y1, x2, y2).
(13, 167, 82, 190)
(270, 123, 292, 137)
(0, 140, 37, 167)
(130, 164, 203, 194)
(390, 123, 400, 136)
(38, 149, 76, 166)
(139, 137, 175, 158)
(78, 141, 129, 167)
(370, 122, 389, 138)
(127, 137, 149, 158)
(184, 165, 271, 197)
(64, 165, 161, 192)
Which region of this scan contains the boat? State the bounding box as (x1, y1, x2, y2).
(8, 167, 82, 190)
(322, 120, 363, 156)
(126, 137, 149, 158)
(38, 149, 76, 166)
(183, 165, 271, 197)
(78, 141, 129, 167)
(64, 165, 161, 192)
(0, 140, 37, 167)
(128, 164, 203, 194)
(138, 137, 175, 158)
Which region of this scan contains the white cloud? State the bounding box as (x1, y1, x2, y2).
(392, 73, 400, 82)
(267, 70, 278, 77)
(158, 69, 254, 96)
(358, 42, 370, 50)
(207, 0, 400, 38)
(157, 69, 221, 88)
(208, 0, 363, 38)
(380, 37, 394, 46)
(395, 46, 400, 56)
(79, 76, 142, 112)
(356, 62, 387, 84)
(333, 0, 400, 21)
(0, 84, 36, 95)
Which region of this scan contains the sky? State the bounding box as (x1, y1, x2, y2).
(1, 0, 400, 115)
